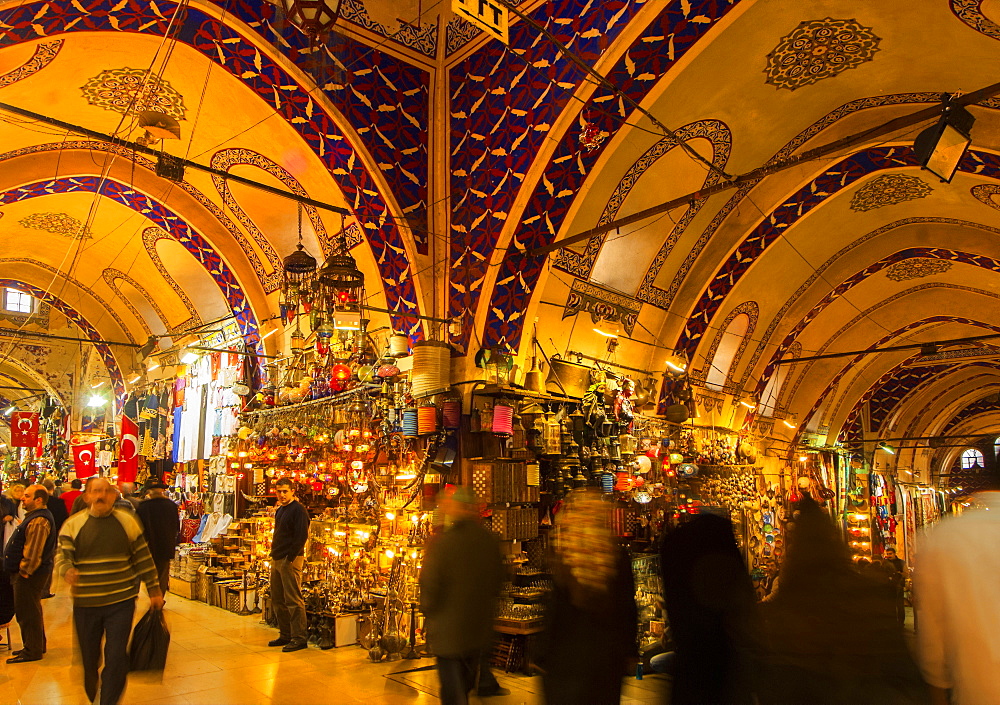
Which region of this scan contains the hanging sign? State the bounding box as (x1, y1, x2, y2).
(118, 415, 139, 483)
(72, 443, 97, 478)
(452, 0, 509, 44)
(10, 411, 39, 447)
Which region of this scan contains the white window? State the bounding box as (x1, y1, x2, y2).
(4, 288, 33, 314)
(961, 448, 984, 470)
(994, 436, 1000, 460)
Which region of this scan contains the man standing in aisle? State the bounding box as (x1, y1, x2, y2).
(58, 477, 163, 705)
(420, 486, 505, 705)
(60, 478, 83, 515)
(3, 484, 56, 663)
(268, 478, 309, 652)
(136, 480, 180, 598)
(916, 474, 1000, 705)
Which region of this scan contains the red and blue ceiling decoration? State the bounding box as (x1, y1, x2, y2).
(451, 0, 741, 354)
(0, 0, 425, 336)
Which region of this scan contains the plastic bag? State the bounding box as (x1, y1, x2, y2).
(129, 608, 170, 672)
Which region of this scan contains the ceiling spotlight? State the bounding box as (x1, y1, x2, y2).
(128, 375, 141, 384)
(90, 380, 106, 389)
(3, 406, 15, 415)
(181, 351, 199, 365)
(879, 443, 895, 455)
(739, 397, 757, 411)
(782, 417, 797, 429)
(913, 99, 975, 183)
(87, 395, 106, 407)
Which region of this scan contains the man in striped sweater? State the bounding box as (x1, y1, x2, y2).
(58, 477, 163, 705)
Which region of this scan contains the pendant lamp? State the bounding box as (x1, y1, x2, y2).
(277, 0, 342, 41)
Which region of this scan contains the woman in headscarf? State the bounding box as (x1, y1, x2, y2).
(537, 489, 637, 705)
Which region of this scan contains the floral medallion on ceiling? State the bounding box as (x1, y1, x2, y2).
(19, 212, 92, 239)
(849, 174, 932, 212)
(764, 18, 880, 91)
(80, 67, 186, 120)
(885, 258, 954, 282)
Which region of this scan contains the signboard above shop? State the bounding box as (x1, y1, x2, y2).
(452, 0, 510, 44)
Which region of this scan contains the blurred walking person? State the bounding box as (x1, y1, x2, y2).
(420, 486, 504, 705)
(537, 489, 637, 705)
(660, 508, 758, 705)
(761, 495, 926, 704)
(57, 477, 163, 705)
(916, 477, 1000, 705)
(3, 484, 56, 663)
(136, 480, 180, 597)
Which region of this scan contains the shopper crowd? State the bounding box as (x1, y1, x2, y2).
(2, 474, 998, 705)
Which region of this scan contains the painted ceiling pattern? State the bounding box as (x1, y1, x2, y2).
(19, 212, 92, 239)
(885, 258, 954, 282)
(849, 174, 932, 212)
(2, 0, 1000, 474)
(763, 17, 881, 91)
(80, 67, 187, 120)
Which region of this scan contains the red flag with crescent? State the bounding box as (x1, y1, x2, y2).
(119, 415, 139, 483)
(10, 412, 39, 447)
(72, 442, 97, 478)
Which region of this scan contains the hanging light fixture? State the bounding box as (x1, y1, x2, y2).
(277, 0, 343, 42)
(317, 216, 365, 316)
(282, 204, 318, 323)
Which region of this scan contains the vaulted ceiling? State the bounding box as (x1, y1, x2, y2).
(1, 0, 999, 479)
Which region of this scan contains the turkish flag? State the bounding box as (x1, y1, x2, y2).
(10, 412, 39, 447)
(72, 443, 97, 478)
(119, 415, 139, 483)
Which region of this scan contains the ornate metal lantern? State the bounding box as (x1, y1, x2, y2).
(281, 204, 317, 321)
(277, 0, 342, 41)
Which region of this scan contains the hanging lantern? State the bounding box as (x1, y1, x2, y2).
(282, 204, 318, 320)
(318, 252, 364, 304)
(290, 328, 305, 355)
(329, 363, 352, 392)
(277, 0, 343, 41)
(316, 322, 335, 355)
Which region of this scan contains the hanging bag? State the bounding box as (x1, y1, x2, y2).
(129, 607, 170, 673)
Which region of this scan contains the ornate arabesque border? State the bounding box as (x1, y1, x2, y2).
(102, 268, 170, 337)
(692, 301, 758, 390)
(553, 119, 733, 281)
(0, 39, 62, 89)
(141, 228, 202, 327)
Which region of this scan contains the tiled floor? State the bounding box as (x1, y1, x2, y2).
(0, 576, 668, 705)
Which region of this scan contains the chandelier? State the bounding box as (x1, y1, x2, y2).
(277, 0, 343, 41)
(280, 204, 318, 325)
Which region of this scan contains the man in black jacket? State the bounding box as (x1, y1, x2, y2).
(136, 481, 180, 597)
(4, 484, 56, 663)
(268, 478, 309, 652)
(420, 486, 504, 705)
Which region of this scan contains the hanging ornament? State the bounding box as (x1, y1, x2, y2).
(579, 116, 608, 153)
